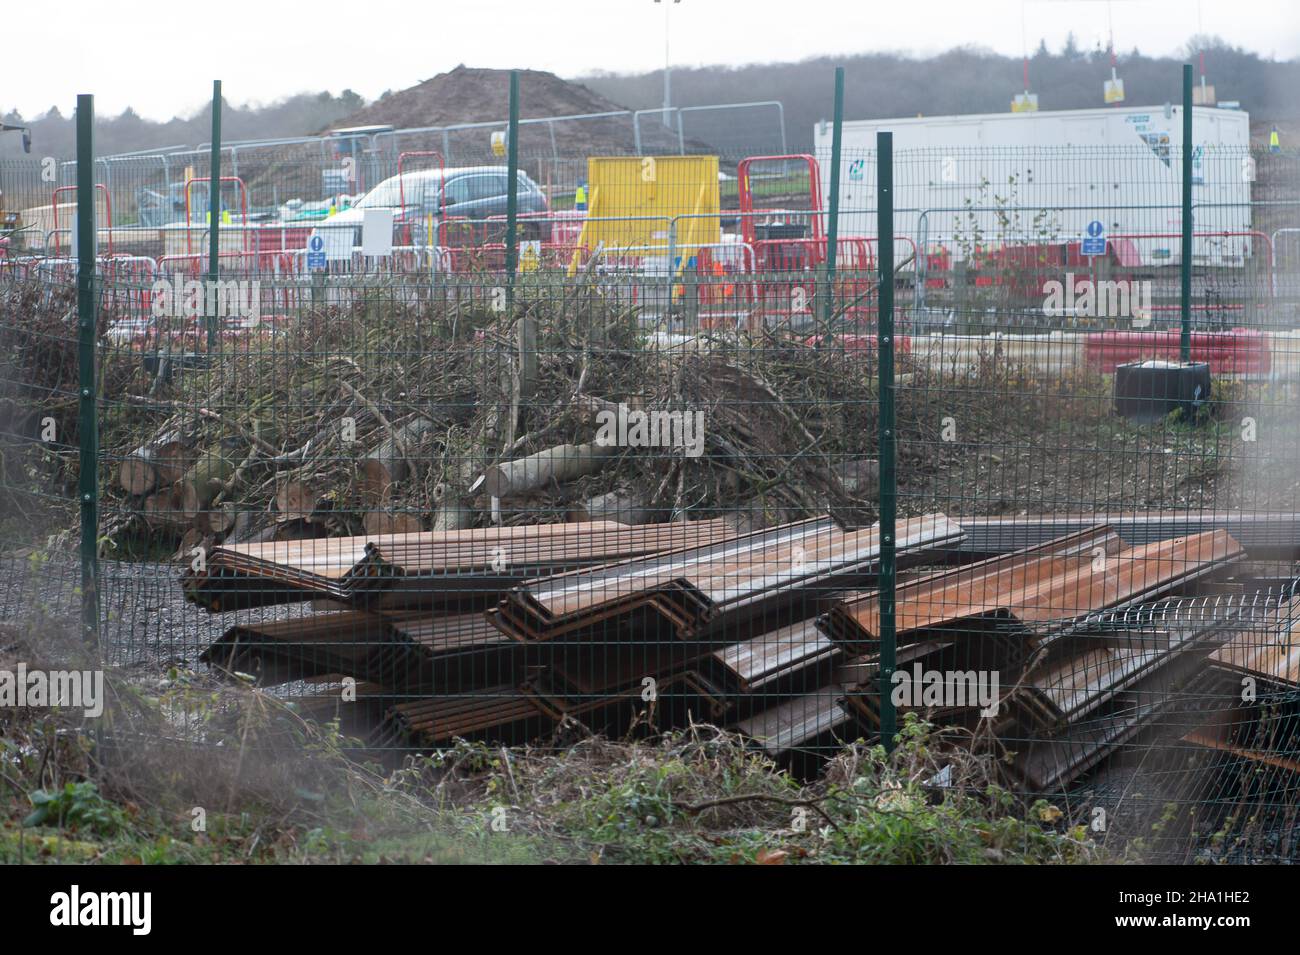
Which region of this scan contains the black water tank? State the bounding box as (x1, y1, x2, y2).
(755, 223, 808, 240)
(1114, 360, 1212, 424)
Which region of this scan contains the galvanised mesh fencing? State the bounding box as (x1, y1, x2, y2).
(3, 73, 1300, 863)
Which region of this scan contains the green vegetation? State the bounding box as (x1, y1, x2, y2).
(1, 640, 1105, 865)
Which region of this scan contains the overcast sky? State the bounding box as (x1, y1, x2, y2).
(8, 0, 1298, 120)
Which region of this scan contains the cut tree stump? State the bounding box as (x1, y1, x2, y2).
(275, 480, 322, 522)
(142, 482, 189, 530)
(195, 503, 236, 536)
(358, 417, 436, 502)
(362, 509, 424, 537)
(118, 430, 187, 495)
(835, 458, 880, 497)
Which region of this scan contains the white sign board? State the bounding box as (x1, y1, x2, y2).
(307, 226, 353, 264)
(361, 209, 394, 257)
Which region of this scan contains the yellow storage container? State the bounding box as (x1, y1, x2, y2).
(572, 155, 720, 274)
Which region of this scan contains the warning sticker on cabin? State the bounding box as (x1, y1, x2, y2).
(1127, 114, 1172, 167)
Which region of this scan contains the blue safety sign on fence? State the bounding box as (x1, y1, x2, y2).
(307, 233, 327, 271)
(1081, 219, 1107, 257)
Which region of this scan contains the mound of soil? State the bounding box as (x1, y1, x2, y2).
(329, 65, 703, 158)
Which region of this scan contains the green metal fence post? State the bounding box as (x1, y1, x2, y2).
(75, 94, 99, 650)
(821, 67, 844, 328)
(1180, 63, 1193, 362)
(876, 129, 897, 752)
(505, 70, 536, 404)
(505, 70, 520, 298)
(207, 79, 222, 351)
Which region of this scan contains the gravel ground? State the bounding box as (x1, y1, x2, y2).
(0, 553, 304, 671)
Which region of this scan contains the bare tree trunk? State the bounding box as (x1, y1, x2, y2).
(432, 481, 473, 531)
(472, 442, 619, 498)
(194, 503, 237, 536)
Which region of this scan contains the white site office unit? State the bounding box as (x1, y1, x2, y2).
(813, 105, 1252, 267)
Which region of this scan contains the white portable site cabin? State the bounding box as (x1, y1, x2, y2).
(813, 104, 1253, 267)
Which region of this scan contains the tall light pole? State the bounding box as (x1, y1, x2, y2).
(655, 0, 680, 127)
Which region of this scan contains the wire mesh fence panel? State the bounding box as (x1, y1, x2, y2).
(5, 89, 1300, 863)
(0, 159, 90, 668)
(875, 139, 1300, 862)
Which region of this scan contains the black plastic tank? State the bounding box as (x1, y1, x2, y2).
(1113, 360, 1212, 424)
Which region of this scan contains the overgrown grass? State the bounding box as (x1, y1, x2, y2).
(1, 618, 1108, 865)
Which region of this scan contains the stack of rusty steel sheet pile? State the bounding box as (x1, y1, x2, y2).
(195, 513, 963, 752)
(183, 519, 734, 612)
(488, 515, 963, 648)
(189, 509, 1300, 791)
(1180, 593, 1300, 777)
(200, 610, 523, 693)
(996, 595, 1260, 791)
(470, 514, 964, 746)
(196, 520, 737, 686)
(810, 526, 1256, 787)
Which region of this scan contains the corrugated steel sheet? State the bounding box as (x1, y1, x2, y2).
(183, 519, 735, 612)
(203, 609, 524, 692)
(948, 512, 1300, 560)
(200, 610, 395, 684)
(732, 688, 859, 765)
(1005, 605, 1243, 736)
(711, 618, 840, 695)
(376, 685, 554, 748)
(841, 620, 1028, 730)
(492, 514, 962, 645)
(523, 671, 730, 736)
(824, 528, 1242, 650)
(822, 526, 1121, 649)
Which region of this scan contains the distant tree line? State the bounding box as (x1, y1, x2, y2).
(582, 35, 1300, 149)
(3, 35, 1294, 160)
(0, 90, 364, 158)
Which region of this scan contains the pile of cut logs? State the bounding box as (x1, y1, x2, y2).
(113, 412, 467, 549)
